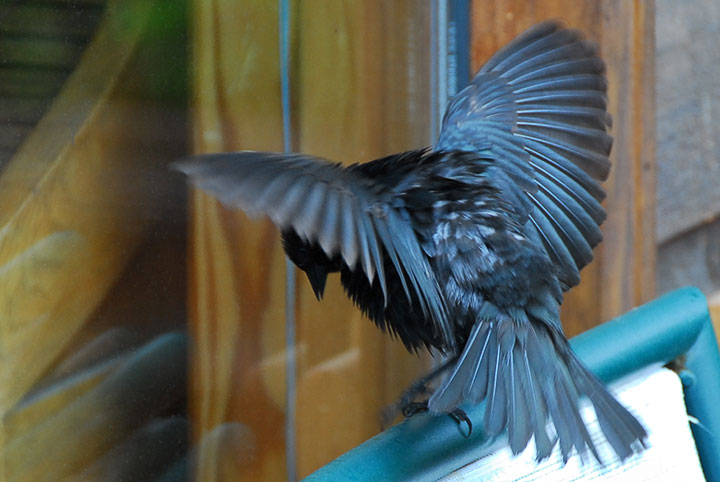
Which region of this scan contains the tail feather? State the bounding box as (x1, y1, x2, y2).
(485, 340, 507, 435)
(464, 324, 492, 401)
(555, 368, 601, 462)
(507, 344, 532, 453)
(528, 325, 598, 462)
(519, 347, 554, 458)
(430, 323, 489, 406)
(428, 317, 647, 462)
(565, 351, 648, 460)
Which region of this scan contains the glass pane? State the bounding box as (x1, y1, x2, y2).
(0, 0, 465, 480)
(0, 0, 189, 480)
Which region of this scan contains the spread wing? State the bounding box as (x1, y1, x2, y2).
(436, 20, 611, 289)
(174, 151, 455, 348)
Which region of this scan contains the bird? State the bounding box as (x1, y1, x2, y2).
(175, 20, 647, 463)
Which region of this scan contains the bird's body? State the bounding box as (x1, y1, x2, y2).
(176, 21, 647, 462)
(283, 149, 557, 354)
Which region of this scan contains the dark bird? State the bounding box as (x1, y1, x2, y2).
(175, 21, 647, 463)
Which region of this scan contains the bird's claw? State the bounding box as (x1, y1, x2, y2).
(449, 408, 473, 438)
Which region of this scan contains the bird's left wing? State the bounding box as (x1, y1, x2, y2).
(175, 151, 455, 349)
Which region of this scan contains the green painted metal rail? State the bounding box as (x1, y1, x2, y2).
(305, 287, 720, 481)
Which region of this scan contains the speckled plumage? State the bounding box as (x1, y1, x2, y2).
(176, 21, 647, 463)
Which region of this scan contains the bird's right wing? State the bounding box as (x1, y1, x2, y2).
(174, 151, 455, 349)
(436, 21, 611, 289)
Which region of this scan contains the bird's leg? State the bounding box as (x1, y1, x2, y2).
(380, 355, 458, 428)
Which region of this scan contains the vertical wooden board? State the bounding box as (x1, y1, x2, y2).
(292, 8, 383, 465)
(190, 193, 288, 481)
(292, 1, 432, 476)
(598, 0, 656, 328)
(189, 2, 450, 479)
(471, 0, 656, 335)
(191, 0, 284, 153)
(189, 1, 290, 480)
(380, 1, 433, 153)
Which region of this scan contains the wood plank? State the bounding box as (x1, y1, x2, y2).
(0, 0, 186, 414)
(471, 0, 657, 335)
(292, 2, 432, 477)
(188, 1, 434, 480)
(189, 1, 288, 480)
(190, 194, 289, 482)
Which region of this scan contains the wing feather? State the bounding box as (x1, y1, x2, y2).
(175, 151, 454, 348)
(436, 20, 611, 289)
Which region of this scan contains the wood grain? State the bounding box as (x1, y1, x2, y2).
(188, 1, 433, 479)
(0, 0, 184, 418)
(189, 1, 288, 480)
(471, 0, 657, 335)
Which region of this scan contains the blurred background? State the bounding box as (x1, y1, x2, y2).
(0, 0, 716, 480)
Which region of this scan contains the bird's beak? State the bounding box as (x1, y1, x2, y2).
(305, 265, 328, 300)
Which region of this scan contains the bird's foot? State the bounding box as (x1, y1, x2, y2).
(381, 357, 459, 429)
(399, 400, 472, 438)
(381, 383, 432, 428)
(401, 400, 430, 418)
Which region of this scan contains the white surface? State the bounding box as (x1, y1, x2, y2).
(439, 368, 705, 481)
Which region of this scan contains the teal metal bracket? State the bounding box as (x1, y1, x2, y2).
(305, 287, 720, 481)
